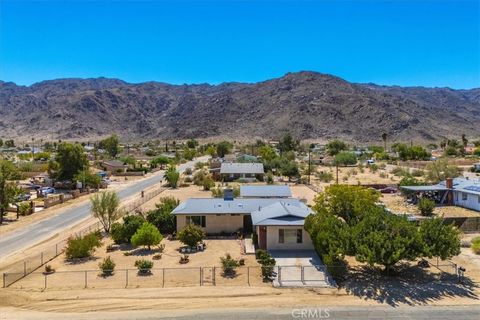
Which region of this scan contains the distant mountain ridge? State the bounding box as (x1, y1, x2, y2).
(0, 71, 479, 143)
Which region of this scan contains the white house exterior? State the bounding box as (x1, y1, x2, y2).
(402, 178, 480, 212)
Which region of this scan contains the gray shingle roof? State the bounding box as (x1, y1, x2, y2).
(172, 198, 306, 215)
(240, 185, 292, 198)
(401, 178, 480, 195)
(251, 202, 312, 226)
(220, 162, 264, 174)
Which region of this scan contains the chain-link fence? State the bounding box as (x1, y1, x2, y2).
(5, 266, 274, 290)
(2, 186, 166, 288)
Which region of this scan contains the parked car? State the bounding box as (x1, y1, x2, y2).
(380, 186, 397, 194)
(16, 193, 31, 202)
(39, 187, 55, 197)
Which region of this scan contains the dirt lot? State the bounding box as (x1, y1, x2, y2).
(381, 193, 480, 218)
(9, 237, 265, 290)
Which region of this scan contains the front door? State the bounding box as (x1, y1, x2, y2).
(259, 226, 267, 250)
(243, 215, 253, 234)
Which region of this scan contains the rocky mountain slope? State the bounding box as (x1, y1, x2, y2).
(0, 72, 478, 143)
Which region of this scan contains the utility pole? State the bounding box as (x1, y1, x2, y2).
(308, 148, 311, 184)
(336, 164, 339, 184)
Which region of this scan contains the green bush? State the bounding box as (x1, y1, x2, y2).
(18, 202, 32, 216)
(220, 253, 240, 276)
(65, 233, 101, 259)
(418, 198, 436, 216)
(177, 224, 205, 247)
(256, 251, 276, 281)
(317, 172, 333, 183)
(135, 259, 154, 273)
(472, 237, 480, 255)
(131, 222, 163, 250)
(112, 215, 146, 244)
(111, 222, 125, 244)
(99, 256, 116, 276)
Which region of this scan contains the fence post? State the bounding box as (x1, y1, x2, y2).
(3, 273, 6, 288)
(55, 244, 58, 256)
(41, 252, 44, 265)
(24, 261, 27, 276)
(247, 267, 250, 286)
(126, 269, 128, 288)
(213, 267, 216, 286)
(44, 274, 47, 290)
(301, 267, 305, 284)
(200, 267, 202, 286)
(278, 266, 282, 284)
(162, 268, 165, 288)
(84, 271, 88, 288)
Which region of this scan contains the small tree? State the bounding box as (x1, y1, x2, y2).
(65, 232, 101, 259)
(216, 141, 232, 158)
(326, 139, 347, 156)
(177, 224, 205, 248)
(99, 135, 120, 158)
(131, 222, 163, 250)
(220, 253, 240, 276)
(146, 197, 179, 234)
(91, 191, 122, 233)
(334, 152, 357, 166)
(418, 198, 436, 216)
(99, 256, 116, 276)
(165, 165, 180, 188)
(419, 218, 460, 260)
(0, 160, 20, 224)
(202, 175, 215, 190)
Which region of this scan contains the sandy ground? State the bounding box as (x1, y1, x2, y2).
(381, 194, 480, 218)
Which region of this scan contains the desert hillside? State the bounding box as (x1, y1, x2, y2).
(0, 71, 479, 142)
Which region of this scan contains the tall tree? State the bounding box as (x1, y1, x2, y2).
(55, 142, 88, 180)
(0, 160, 20, 224)
(424, 158, 460, 183)
(419, 218, 460, 260)
(146, 197, 179, 234)
(91, 191, 122, 233)
(99, 135, 120, 158)
(165, 165, 180, 188)
(278, 133, 297, 154)
(216, 141, 232, 158)
(326, 139, 347, 156)
(381, 133, 388, 151)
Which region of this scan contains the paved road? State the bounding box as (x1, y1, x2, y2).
(2, 305, 479, 320)
(0, 157, 207, 260)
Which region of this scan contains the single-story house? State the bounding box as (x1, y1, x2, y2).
(251, 202, 314, 251)
(172, 185, 314, 250)
(239, 185, 292, 198)
(220, 162, 264, 182)
(401, 178, 480, 212)
(101, 160, 128, 174)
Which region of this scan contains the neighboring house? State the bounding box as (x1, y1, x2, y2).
(172, 185, 314, 250)
(251, 202, 314, 250)
(239, 185, 292, 198)
(236, 154, 258, 163)
(401, 177, 480, 212)
(220, 162, 264, 182)
(101, 160, 128, 174)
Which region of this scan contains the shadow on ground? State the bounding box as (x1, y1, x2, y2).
(340, 264, 479, 306)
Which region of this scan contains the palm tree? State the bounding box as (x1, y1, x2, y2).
(381, 133, 388, 152)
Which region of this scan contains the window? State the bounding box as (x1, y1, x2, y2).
(279, 229, 302, 244)
(186, 216, 206, 228)
(462, 193, 468, 201)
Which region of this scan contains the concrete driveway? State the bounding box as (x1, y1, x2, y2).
(269, 250, 334, 288)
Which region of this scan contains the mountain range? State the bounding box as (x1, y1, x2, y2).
(1, 71, 479, 143)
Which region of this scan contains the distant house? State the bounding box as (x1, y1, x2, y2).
(240, 185, 292, 198)
(401, 177, 480, 212)
(220, 162, 264, 182)
(101, 160, 128, 174)
(236, 154, 258, 163)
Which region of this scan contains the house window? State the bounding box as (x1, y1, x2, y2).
(462, 193, 468, 201)
(186, 216, 206, 228)
(279, 229, 302, 244)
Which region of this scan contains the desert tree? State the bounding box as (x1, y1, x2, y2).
(91, 191, 123, 233)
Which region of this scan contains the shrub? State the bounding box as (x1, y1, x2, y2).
(256, 250, 276, 281)
(317, 172, 333, 183)
(184, 167, 193, 175)
(265, 172, 274, 184)
(179, 254, 189, 264)
(99, 256, 116, 276)
(112, 215, 146, 244)
(202, 175, 215, 190)
(131, 222, 163, 250)
(472, 237, 480, 255)
(146, 197, 179, 235)
(418, 198, 436, 216)
(153, 254, 162, 260)
(369, 164, 379, 173)
(411, 169, 424, 177)
(220, 253, 240, 276)
(18, 202, 32, 216)
(65, 233, 101, 259)
(178, 224, 205, 248)
(111, 222, 126, 244)
(135, 259, 154, 273)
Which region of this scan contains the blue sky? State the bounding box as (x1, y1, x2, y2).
(0, 0, 479, 88)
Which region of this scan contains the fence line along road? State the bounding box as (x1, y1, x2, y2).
(2, 185, 166, 288)
(5, 266, 280, 290)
